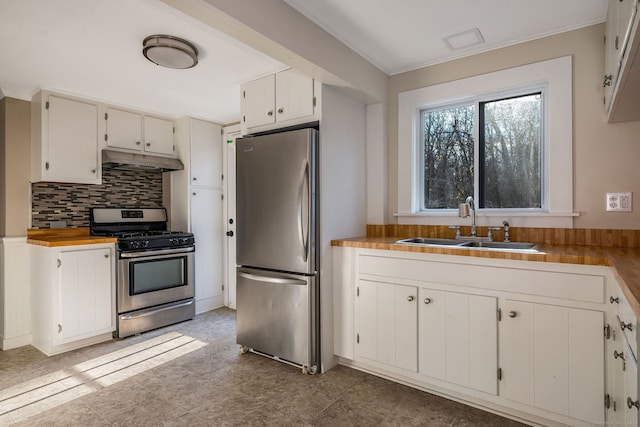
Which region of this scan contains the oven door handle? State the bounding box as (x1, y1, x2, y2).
(119, 246, 195, 258)
(120, 300, 194, 320)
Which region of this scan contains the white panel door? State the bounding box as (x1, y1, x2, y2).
(191, 188, 223, 307)
(568, 308, 605, 423)
(106, 107, 142, 151)
(502, 300, 536, 406)
(503, 300, 605, 423)
(275, 68, 314, 122)
(242, 74, 276, 129)
(355, 279, 378, 362)
(534, 304, 570, 415)
(143, 116, 174, 155)
(419, 288, 497, 394)
(191, 119, 222, 187)
(419, 289, 446, 380)
(47, 95, 99, 183)
(394, 283, 418, 372)
(58, 248, 112, 343)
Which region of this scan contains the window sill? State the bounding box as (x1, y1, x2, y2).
(394, 211, 579, 228)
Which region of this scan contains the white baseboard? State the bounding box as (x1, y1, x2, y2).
(195, 295, 224, 315)
(1, 333, 32, 350)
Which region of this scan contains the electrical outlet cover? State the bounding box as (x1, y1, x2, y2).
(606, 192, 632, 212)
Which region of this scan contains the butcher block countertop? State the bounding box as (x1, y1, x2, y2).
(27, 228, 117, 247)
(332, 236, 640, 321)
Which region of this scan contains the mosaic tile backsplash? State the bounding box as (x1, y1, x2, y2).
(31, 168, 164, 228)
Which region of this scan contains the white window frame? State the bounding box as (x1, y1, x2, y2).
(397, 56, 576, 228)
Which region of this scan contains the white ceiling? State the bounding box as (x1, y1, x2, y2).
(284, 0, 609, 75)
(0, 0, 609, 123)
(0, 0, 284, 123)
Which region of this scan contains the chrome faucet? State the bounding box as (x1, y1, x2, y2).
(459, 196, 477, 237)
(503, 220, 510, 242)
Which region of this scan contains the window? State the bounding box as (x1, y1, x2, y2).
(397, 56, 574, 227)
(421, 91, 543, 211)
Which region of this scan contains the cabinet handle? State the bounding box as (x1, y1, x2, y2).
(104, 254, 109, 258)
(621, 322, 633, 332)
(136, 141, 141, 145)
(610, 296, 620, 304)
(193, 177, 197, 181)
(423, 298, 432, 304)
(267, 110, 273, 116)
(192, 192, 196, 196)
(277, 107, 284, 114)
(603, 74, 613, 87)
(91, 169, 96, 174)
(146, 142, 151, 147)
(58, 324, 62, 333)
(508, 311, 517, 318)
(407, 296, 415, 302)
(628, 397, 640, 410)
(614, 350, 626, 360)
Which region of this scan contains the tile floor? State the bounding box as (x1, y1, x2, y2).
(0, 308, 526, 426)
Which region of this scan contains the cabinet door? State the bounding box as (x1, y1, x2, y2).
(190, 119, 222, 187)
(419, 288, 498, 394)
(241, 74, 276, 129)
(46, 95, 99, 183)
(275, 69, 315, 123)
(502, 300, 605, 424)
(58, 248, 113, 343)
(144, 116, 174, 155)
(355, 279, 417, 372)
(191, 188, 223, 309)
(624, 356, 639, 426)
(105, 107, 143, 151)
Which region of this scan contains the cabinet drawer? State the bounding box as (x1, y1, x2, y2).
(359, 254, 605, 304)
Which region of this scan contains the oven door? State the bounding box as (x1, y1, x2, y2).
(117, 247, 194, 313)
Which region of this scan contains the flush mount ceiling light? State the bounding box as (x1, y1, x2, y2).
(142, 35, 198, 69)
(443, 28, 485, 51)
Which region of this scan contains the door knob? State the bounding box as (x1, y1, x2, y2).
(508, 311, 517, 318)
(226, 231, 234, 237)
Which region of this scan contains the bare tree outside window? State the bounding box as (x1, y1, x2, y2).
(422, 105, 474, 209)
(481, 93, 542, 208)
(421, 92, 542, 210)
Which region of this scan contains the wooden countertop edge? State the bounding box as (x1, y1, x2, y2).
(331, 237, 640, 321)
(27, 228, 117, 247)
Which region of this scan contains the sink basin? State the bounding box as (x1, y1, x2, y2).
(395, 237, 462, 246)
(458, 241, 538, 251)
(395, 237, 540, 252)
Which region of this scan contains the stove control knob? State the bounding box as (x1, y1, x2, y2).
(181, 237, 190, 244)
(142, 241, 149, 248)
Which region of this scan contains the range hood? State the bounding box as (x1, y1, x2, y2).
(102, 149, 184, 173)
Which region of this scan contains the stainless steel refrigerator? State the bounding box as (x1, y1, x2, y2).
(235, 127, 319, 374)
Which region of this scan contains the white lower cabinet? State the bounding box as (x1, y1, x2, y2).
(31, 244, 115, 355)
(419, 288, 498, 395)
(336, 247, 614, 427)
(501, 300, 605, 424)
(355, 279, 417, 372)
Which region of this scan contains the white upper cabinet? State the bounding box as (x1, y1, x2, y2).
(605, 0, 640, 121)
(31, 92, 100, 184)
(241, 68, 317, 134)
(275, 68, 315, 123)
(105, 107, 175, 156)
(241, 74, 276, 129)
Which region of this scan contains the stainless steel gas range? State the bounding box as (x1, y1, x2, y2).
(90, 208, 195, 338)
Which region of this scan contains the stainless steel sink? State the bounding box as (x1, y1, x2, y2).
(395, 237, 462, 246)
(458, 241, 538, 250)
(395, 237, 540, 252)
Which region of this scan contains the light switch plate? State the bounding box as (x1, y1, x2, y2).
(606, 192, 632, 211)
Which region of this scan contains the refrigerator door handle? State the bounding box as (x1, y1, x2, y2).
(238, 271, 306, 286)
(298, 161, 310, 263)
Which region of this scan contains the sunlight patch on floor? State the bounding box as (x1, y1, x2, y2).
(0, 333, 206, 424)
